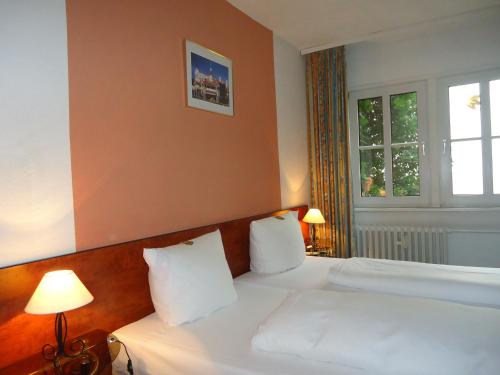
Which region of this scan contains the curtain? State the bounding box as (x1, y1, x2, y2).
(306, 46, 353, 258)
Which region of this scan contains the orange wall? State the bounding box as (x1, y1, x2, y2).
(66, 0, 281, 250)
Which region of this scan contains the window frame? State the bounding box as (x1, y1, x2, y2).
(349, 81, 429, 208)
(439, 69, 500, 207)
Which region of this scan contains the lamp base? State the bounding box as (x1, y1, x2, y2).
(42, 312, 86, 373)
(310, 223, 319, 252)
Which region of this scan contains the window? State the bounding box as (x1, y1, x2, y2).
(440, 70, 500, 206)
(349, 82, 428, 206)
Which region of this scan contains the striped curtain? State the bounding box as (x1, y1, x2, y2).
(306, 46, 353, 258)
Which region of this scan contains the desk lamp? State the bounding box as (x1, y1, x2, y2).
(303, 208, 326, 251)
(25, 270, 94, 370)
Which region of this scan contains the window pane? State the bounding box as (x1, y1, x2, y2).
(358, 97, 383, 146)
(392, 145, 420, 196)
(360, 149, 386, 197)
(493, 139, 500, 194)
(449, 83, 481, 139)
(390, 92, 418, 143)
(490, 80, 500, 136)
(451, 140, 483, 195)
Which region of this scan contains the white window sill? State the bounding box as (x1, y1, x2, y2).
(354, 207, 500, 213)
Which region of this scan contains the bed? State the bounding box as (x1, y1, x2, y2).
(112, 257, 366, 375)
(111, 254, 500, 375)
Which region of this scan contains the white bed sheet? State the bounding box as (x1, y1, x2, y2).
(328, 257, 500, 308)
(253, 289, 500, 375)
(235, 256, 346, 290)
(112, 282, 367, 375)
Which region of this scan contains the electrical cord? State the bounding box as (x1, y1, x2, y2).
(108, 336, 134, 375)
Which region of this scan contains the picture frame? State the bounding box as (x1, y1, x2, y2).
(185, 40, 233, 116)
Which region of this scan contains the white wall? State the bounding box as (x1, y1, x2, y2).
(0, 0, 76, 267)
(346, 9, 500, 266)
(346, 9, 500, 89)
(273, 34, 309, 208)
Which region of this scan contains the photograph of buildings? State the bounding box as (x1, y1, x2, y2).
(190, 52, 230, 106)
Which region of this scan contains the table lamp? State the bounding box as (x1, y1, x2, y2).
(302, 208, 325, 251)
(25, 270, 94, 367)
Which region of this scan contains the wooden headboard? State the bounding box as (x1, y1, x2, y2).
(0, 205, 308, 368)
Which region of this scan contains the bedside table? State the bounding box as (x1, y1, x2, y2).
(305, 239, 335, 257)
(0, 330, 112, 375)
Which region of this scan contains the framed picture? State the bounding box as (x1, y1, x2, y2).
(185, 40, 233, 116)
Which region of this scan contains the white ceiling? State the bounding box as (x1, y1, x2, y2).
(227, 0, 500, 54)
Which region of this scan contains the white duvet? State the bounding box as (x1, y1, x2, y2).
(252, 289, 500, 375)
(328, 257, 500, 307)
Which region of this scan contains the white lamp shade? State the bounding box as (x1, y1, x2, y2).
(302, 208, 325, 224)
(25, 270, 94, 315)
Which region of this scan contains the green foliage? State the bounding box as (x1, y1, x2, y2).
(390, 92, 420, 196)
(360, 149, 386, 197)
(392, 145, 420, 196)
(391, 92, 418, 143)
(358, 92, 420, 197)
(358, 97, 383, 146)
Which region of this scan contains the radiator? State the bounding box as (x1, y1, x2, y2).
(354, 225, 448, 264)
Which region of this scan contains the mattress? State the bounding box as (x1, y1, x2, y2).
(112, 282, 367, 375)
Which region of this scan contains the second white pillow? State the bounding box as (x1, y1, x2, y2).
(250, 211, 305, 274)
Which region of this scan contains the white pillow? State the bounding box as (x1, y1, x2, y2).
(143, 229, 237, 326)
(250, 211, 305, 274)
